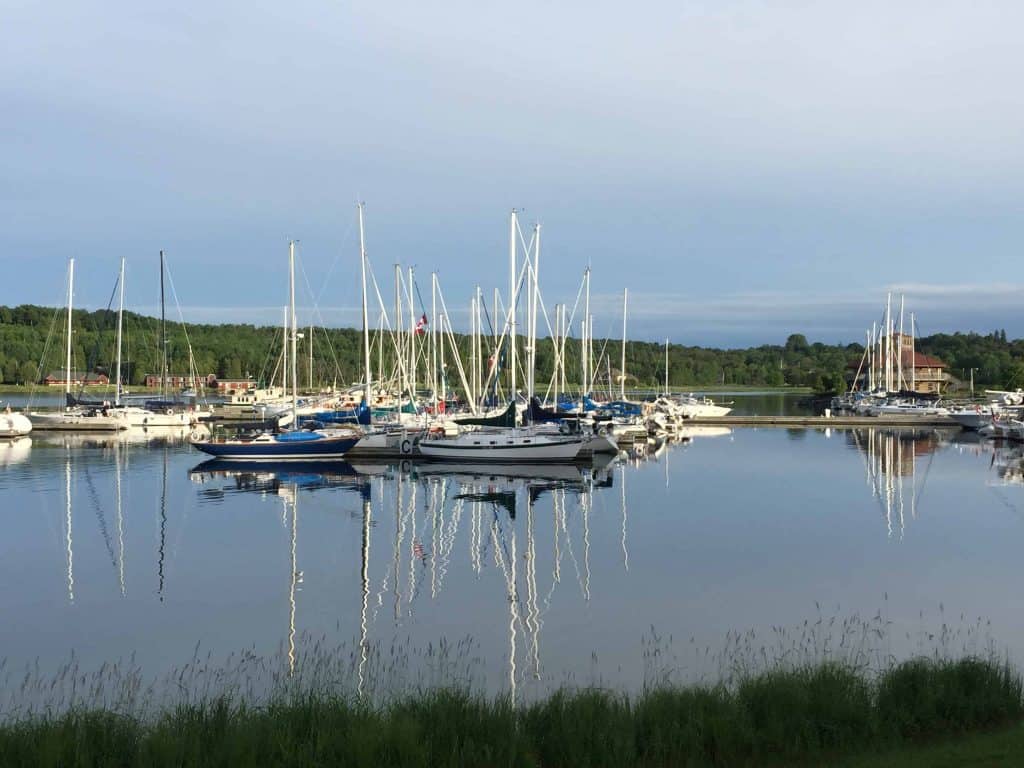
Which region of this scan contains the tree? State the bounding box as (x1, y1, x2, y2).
(18, 361, 37, 385)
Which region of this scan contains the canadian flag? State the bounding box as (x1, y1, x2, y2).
(415, 314, 428, 335)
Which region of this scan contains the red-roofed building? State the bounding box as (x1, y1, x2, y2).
(848, 334, 954, 394)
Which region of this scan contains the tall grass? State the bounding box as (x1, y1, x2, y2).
(0, 656, 1020, 767)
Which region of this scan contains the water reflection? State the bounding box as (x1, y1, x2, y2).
(10, 419, 1024, 705)
(846, 428, 958, 539)
(186, 456, 620, 703)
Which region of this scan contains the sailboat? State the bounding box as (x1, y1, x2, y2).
(29, 259, 127, 432)
(190, 243, 362, 460)
(101, 257, 198, 428)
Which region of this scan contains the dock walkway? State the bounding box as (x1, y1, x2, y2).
(686, 415, 959, 428)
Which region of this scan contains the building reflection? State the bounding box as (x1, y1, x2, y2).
(846, 427, 957, 539)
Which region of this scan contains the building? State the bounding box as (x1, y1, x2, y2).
(847, 334, 953, 394)
(43, 370, 109, 386)
(144, 373, 214, 390)
(206, 377, 257, 393)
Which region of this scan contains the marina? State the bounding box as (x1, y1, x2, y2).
(2, 406, 1023, 710)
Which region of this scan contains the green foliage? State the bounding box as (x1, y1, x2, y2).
(0, 658, 1021, 767)
(1, 305, 1021, 392)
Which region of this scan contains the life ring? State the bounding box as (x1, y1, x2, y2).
(166, 408, 174, 416)
(400, 438, 413, 455)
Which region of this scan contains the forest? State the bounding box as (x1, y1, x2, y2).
(0, 304, 1020, 394)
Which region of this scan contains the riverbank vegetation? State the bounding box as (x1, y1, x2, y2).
(0, 656, 1020, 766)
(0, 304, 1021, 392)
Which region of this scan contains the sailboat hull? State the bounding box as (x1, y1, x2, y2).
(190, 433, 360, 460)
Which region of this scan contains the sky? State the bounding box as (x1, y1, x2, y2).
(2, 1, 1023, 347)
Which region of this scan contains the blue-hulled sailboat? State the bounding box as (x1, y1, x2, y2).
(191, 242, 362, 460)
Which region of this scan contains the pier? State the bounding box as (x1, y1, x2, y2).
(686, 415, 959, 428)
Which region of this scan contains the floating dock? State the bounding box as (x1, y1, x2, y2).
(686, 415, 959, 428)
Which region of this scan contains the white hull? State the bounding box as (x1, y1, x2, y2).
(417, 430, 584, 462)
(111, 406, 195, 428)
(677, 403, 732, 418)
(29, 410, 127, 431)
(0, 412, 32, 437)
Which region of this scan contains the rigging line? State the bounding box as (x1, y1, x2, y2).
(913, 442, 937, 511)
(296, 249, 348, 383)
(314, 216, 357, 307)
(83, 463, 118, 572)
(28, 302, 64, 409)
(161, 257, 211, 401)
(76, 273, 121, 399)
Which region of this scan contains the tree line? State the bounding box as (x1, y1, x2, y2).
(0, 304, 1020, 394)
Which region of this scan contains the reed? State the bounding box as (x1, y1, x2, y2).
(0, 655, 1020, 767)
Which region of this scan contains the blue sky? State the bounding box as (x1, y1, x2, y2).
(3, 1, 1023, 346)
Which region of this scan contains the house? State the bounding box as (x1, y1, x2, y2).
(143, 373, 215, 390)
(43, 370, 109, 386)
(206, 377, 257, 393)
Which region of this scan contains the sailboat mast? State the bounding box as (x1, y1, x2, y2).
(431, 273, 438, 413)
(403, 268, 411, 405)
(289, 241, 298, 424)
(115, 258, 125, 406)
(910, 313, 916, 393)
(282, 306, 288, 392)
(620, 288, 628, 400)
(358, 203, 372, 409)
(529, 223, 540, 402)
(509, 209, 517, 402)
(898, 294, 905, 390)
(664, 339, 669, 394)
(553, 303, 560, 409)
(65, 258, 74, 403)
(160, 251, 167, 399)
(583, 267, 591, 395)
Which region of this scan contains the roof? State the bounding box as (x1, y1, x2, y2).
(846, 350, 947, 370)
(45, 370, 108, 381)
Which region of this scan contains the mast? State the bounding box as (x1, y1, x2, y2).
(431, 273, 438, 413)
(884, 293, 892, 393)
(289, 241, 298, 424)
(282, 306, 288, 392)
(115, 258, 125, 406)
(508, 209, 517, 402)
(394, 263, 402, 400)
(898, 294, 905, 391)
(358, 203, 372, 410)
(910, 313, 916, 393)
(403, 268, 411, 405)
(620, 288, 628, 400)
(160, 251, 167, 399)
(529, 223, 540, 402)
(664, 339, 669, 394)
(553, 304, 560, 410)
(65, 258, 74, 405)
(583, 267, 591, 395)
(308, 324, 313, 390)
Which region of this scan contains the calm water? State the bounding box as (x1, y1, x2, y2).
(2, 395, 1023, 707)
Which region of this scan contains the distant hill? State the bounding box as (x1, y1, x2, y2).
(0, 304, 1019, 393)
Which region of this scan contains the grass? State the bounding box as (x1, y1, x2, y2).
(0, 656, 1021, 767)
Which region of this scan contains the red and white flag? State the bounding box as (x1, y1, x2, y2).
(415, 314, 428, 335)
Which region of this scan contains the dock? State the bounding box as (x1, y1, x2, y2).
(685, 415, 960, 428)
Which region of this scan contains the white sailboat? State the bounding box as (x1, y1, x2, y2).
(29, 259, 126, 432)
